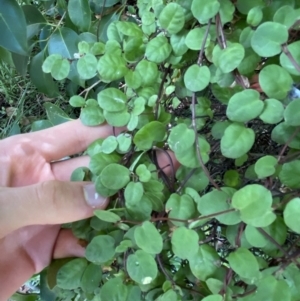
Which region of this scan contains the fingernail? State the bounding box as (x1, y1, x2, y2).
(83, 184, 106, 208)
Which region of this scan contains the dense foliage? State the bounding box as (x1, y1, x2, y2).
(2, 0, 300, 300)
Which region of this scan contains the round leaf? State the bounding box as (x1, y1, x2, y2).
(226, 89, 264, 122)
(184, 64, 210, 92)
(284, 99, 300, 126)
(254, 156, 277, 178)
(69, 95, 85, 107)
(85, 235, 115, 264)
(134, 221, 163, 254)
(171, 227, 199, 260)
(159, 3, 185, 34)
(98, 88, 127, 112)
(94, 210, 121, 223)
(100, 277, 128, 301)
(127, 250, 158, 284)
(77, 53, 97, 79)
(191, 0, 220, 24)
(259, 65, 293, 100)
(135, 60, 158, 86)
(221, 123, 255, 159)
(279, 161, 300, 189)
(185, 28, 210, 50)
(100, 163, 130, 190)
(280, 41, 300, 76)
(81, 263, 102, 293)
(145, 36, 172, 63)
(218, 43, 245, 73)
(251, 22, 288, 57)
(259, 98, 284, 124)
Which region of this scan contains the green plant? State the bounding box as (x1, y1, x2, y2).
(2, 0, 300, 300)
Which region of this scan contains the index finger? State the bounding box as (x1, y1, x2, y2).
(8, 119, 122, 162)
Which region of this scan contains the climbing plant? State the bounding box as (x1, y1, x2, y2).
(2, 0, 300, 300)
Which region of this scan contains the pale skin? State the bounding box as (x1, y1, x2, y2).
(0, 119, 178, 300)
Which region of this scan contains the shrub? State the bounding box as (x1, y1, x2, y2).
(2, 0, 300, 300)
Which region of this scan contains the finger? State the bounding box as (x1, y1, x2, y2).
(7, 119, 124, 162)
(51, 156, 90, 181)
(0, 181, 107, 238)
(53, 229, 86, 259)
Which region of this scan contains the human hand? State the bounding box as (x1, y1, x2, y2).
(0, 120, 120, 299)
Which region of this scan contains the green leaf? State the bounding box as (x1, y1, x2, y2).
(279, 161, 300, 189)
(104, 110, 131, 127)
(145, 36, 172, 63)
(136, 164, 151, 182)
(226, 89, 264, 122)
(227, 248, 260, 281)
(198, 190, 241, 225)
(185, 27, 210, 50)
(273, 5, 298, 28)
(125, 182, 144, 206)
(81, 102, 105, 126)
(98, 88, 127, 112)
(116, 21, 143, 37)
(100, 163, 130, 190)
(284, 198, 300, 233)
(254, 276, 291, 301)
(218, 43, 245, 73)
(57, 258, 88, 289)
(81, 263, 102, 293)
(221, 123, 255, 159)
(133, 121, 166, 150)
(171, 227, 199, 260)
(167, 123, 195, 153)
(117, 133, 132, 154)
(127, 250, 158, 284)
(97, 54, 128, 82)
(116, 240, 133, 253)
(50, 58, 70, 80)
(202, 295, 223, 301)
(236, 0, 265, 14)
(245, 225, 267, 248)
(232, 184, 275, 227)
(251, 22, 288, 57)
(184, 64, 210, 92)
(85, 235, 115, 264)
(191, 0, 220, 24)
(189, 244, 220, 281)
(158, 3, 185, 34)
(166, 194, 196, 227)
(254, 156, 277, 178)
(48, 28, 79, 59)
(100, 277, 128, 301)
(271, 122, 300, 149)
(77, 53, 97, 79)
(259, 65, 293, 100)
(280, 41, 300, 76)
(42, 54, 62, 73)
(89, 152, 121, 174)
(68, 0, 91, 31)
(125, 70, 142, 89)
(94, 210, 121, 223)
(0, 0, 28, 55)
(135, 60, 158, 86)
(70, 95, 85, 107)
(170, 29, 189, 56)
(284, 99, 300, 126)
(247, 6, 263, 27)
(101, 136, 118, 154)
(259, 98, 284, 124)
(134, 221, 163, 254)
(219, 0, 235, 24)
(44, 103, 72, 125)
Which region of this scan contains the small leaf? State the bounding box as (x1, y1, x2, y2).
(100, 163, 130, 190)
(184, 64, 210, 92)
(280, 41, 300, 76)
(70, 95, 85, 107)
(102, 136, 118, 154)
(81, 263, 102, 293)
(51, 58, 70, 80)
(191, 0, 220, 24)
(98, 88, 127, 112)
(57, 258, 88, 289)
(125, 182, 144, 206)
(134, 221, 163, 254)
(85, 235, 115, 264)
(284, 99, 300, 126)
(94, 210, 121, 223)
(171, 227, 199, 260)
(145, 36, 172, 63)
(259, 65, 293, 100)
(185, 27, 211, 50)
(226, 90, 264, 122)
(127, 250, 158, 284)
(135, 60, 158, 86)
(159, 2, 185, 34)
(254, 156, 277, 178)
(136, 164, 151, 182)
(221, 123, 255, 159)
(251, 22, 288, 57)
(77, 53, 97, 79)
(284, 198, 300, 234)
(279, 161, 300, 189)
(133, 121, 166, 150)
(44, 103, 71, 125)
(218, 43, 245, 73)
(259, 98, 284, 124)
(100, 277, 128, 301)
(227, 248, 260, 280)
(247, 6, 263, 27)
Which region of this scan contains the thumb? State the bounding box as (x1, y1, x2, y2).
(0, 181, 108, 238)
